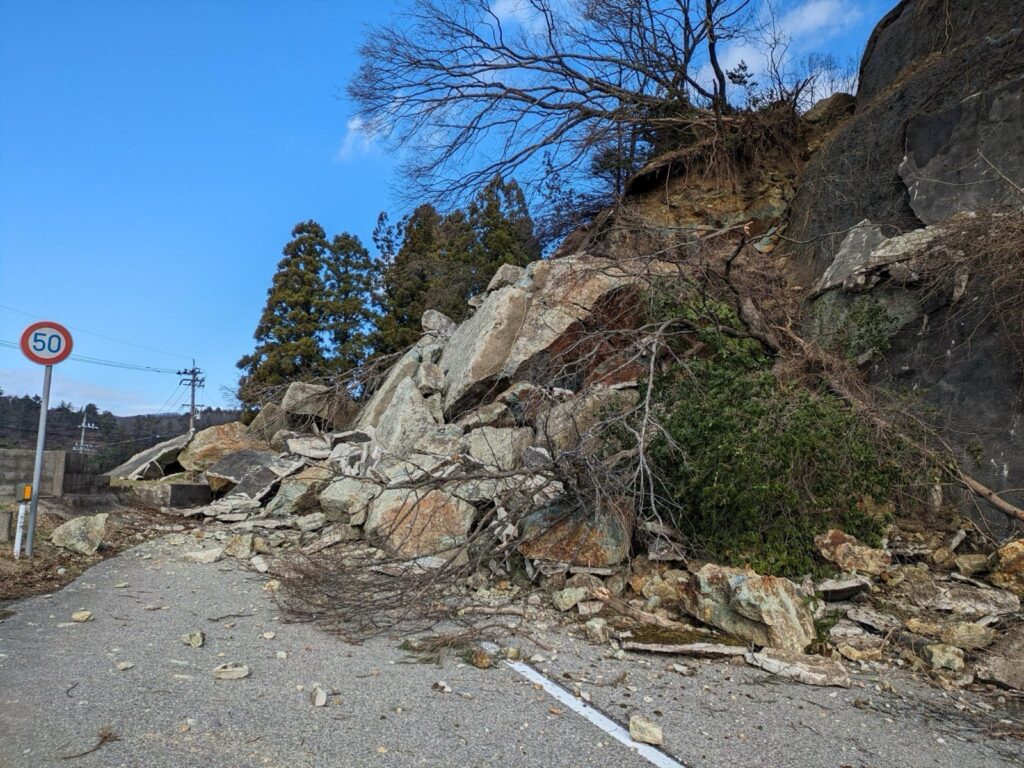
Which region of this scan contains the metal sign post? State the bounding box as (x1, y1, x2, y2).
(18, 320, 74, 558)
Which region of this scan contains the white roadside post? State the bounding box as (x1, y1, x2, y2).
(12, 484, 31, 559)
(18, 321, 74, 558)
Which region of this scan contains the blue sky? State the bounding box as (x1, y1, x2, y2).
(0, 0, 888, 417)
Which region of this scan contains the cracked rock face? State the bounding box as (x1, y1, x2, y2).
(899, 77, 1024, 225)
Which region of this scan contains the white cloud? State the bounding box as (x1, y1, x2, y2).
(780, 0, 862, 39)
(491, 0, 533, 24)
(335, 115, 377, 161)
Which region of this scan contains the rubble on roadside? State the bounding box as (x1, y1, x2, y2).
(105, 253, 1024, 694)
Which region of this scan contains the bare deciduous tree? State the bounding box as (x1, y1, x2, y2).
(349, 0, 755, 201)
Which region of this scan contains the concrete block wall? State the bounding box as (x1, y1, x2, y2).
(0, 449, 102, 499)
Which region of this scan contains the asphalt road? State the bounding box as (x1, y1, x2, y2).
(1, 537, 1021, 768)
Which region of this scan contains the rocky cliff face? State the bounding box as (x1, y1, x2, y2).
(790, 0, 1024, 534)
(789, 0, 1024, 274)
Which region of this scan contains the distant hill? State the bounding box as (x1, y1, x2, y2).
(0, 391, 240, 472)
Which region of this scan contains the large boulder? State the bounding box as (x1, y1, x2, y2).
(975, 624, 1024, 691)
(264, 466, 333, 517)
(178, 422, 259, 472)
(205, 450, 279, 494)
(535, 386, 638, 456)
(677, 564, 815, 653)
(518, 498, 634, 567)
(356, 349, 422, 429)
(247, 403, 288, 443)
(105, 432, 191, 480)
(440, 283, 532, 417)
(364, 488, 476, 558)
(281, 382, 349, 428)
(319, 476, 383, 525)
(464, 426, 533, 471)
(441, 256, 645, 418)
(814, 529, 891, 576)
(374, 378, 440, 456)
(49, 513, 108, 555)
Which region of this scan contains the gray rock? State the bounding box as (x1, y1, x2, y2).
(421, 309, 457, 337)
(816, 576, 871, 602)
(440, 284, 532, 417)
(329, 429, 373, 446)
(464, 426, 534, 471)
(375, 378, 439, 456)
(247, 403, 288, 444)
(295, 512, 328, 532)
(264, 467, 332, 518)
(183, 547, 224, 564)
(211, 662, 250, 680)
(179, 422, 256, 472)
(105, 432, 191, 480)
(486, 263, 526, 292)
(975, 624, 1024, 691)
(415, 362, 445, 395)
(628, 715, 663, 746)
(364, 488, 476, 558)
(356, 349, 421, 429)
(678, 564, 816, 653)
(49, 513, 108, 555)
(455, 401, 515, 430)
(281, 381, 347, 427)
(223, 533, 255, 559)
(551, 587, 588, 612)
(535, 386, 638, 456)
(521, 445, 552, 469)
(518, 499, 634, 567)
(319, 477, 383, 525)
(206, 450, 279, 494)
(285, 435, 331, 460)
(900, 76, 1024, 224)
(584, 617, 610, 643)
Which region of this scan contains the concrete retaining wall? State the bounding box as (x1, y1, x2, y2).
(0, 449, 105, 499)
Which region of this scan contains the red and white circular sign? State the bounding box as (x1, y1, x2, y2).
(20, 321, 74, 365)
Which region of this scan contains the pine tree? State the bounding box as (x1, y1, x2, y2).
(466, 174, 540, 286)
(322, 232, 377, 372)
(372, 204, 445, 355)
(237, 221, 333, 405)
(370, 177, 540, 356)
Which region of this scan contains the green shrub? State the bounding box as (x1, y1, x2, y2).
(644, 306, 905, 577)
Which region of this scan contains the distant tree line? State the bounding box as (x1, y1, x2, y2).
(236, 174, 540, 407)
(0, 388, 237, 472)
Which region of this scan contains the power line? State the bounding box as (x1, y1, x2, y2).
(0, 339, 178, 374)
(0, 303, 191, 360)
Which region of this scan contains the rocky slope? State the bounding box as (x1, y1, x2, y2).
(789, 0, 1024, 534)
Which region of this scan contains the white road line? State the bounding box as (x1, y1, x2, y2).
(504, 658, 687, 768)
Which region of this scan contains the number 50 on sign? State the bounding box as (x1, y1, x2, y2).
(19, 321, 73, 365)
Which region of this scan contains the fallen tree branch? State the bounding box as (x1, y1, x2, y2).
(61, 728, 120, 760)
(783, 329, 1024, 523)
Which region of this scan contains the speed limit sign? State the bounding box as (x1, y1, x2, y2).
(19, 321, 74, 365)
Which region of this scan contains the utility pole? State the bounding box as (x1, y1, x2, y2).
(74, 408, 99, 452)
(176, 360, 205, 432)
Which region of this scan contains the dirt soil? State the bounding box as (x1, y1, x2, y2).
(0, 498, 194, 605)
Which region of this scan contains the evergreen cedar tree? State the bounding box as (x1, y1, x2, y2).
(237, 176, 539, 405)
(236, 220, 375, 405)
